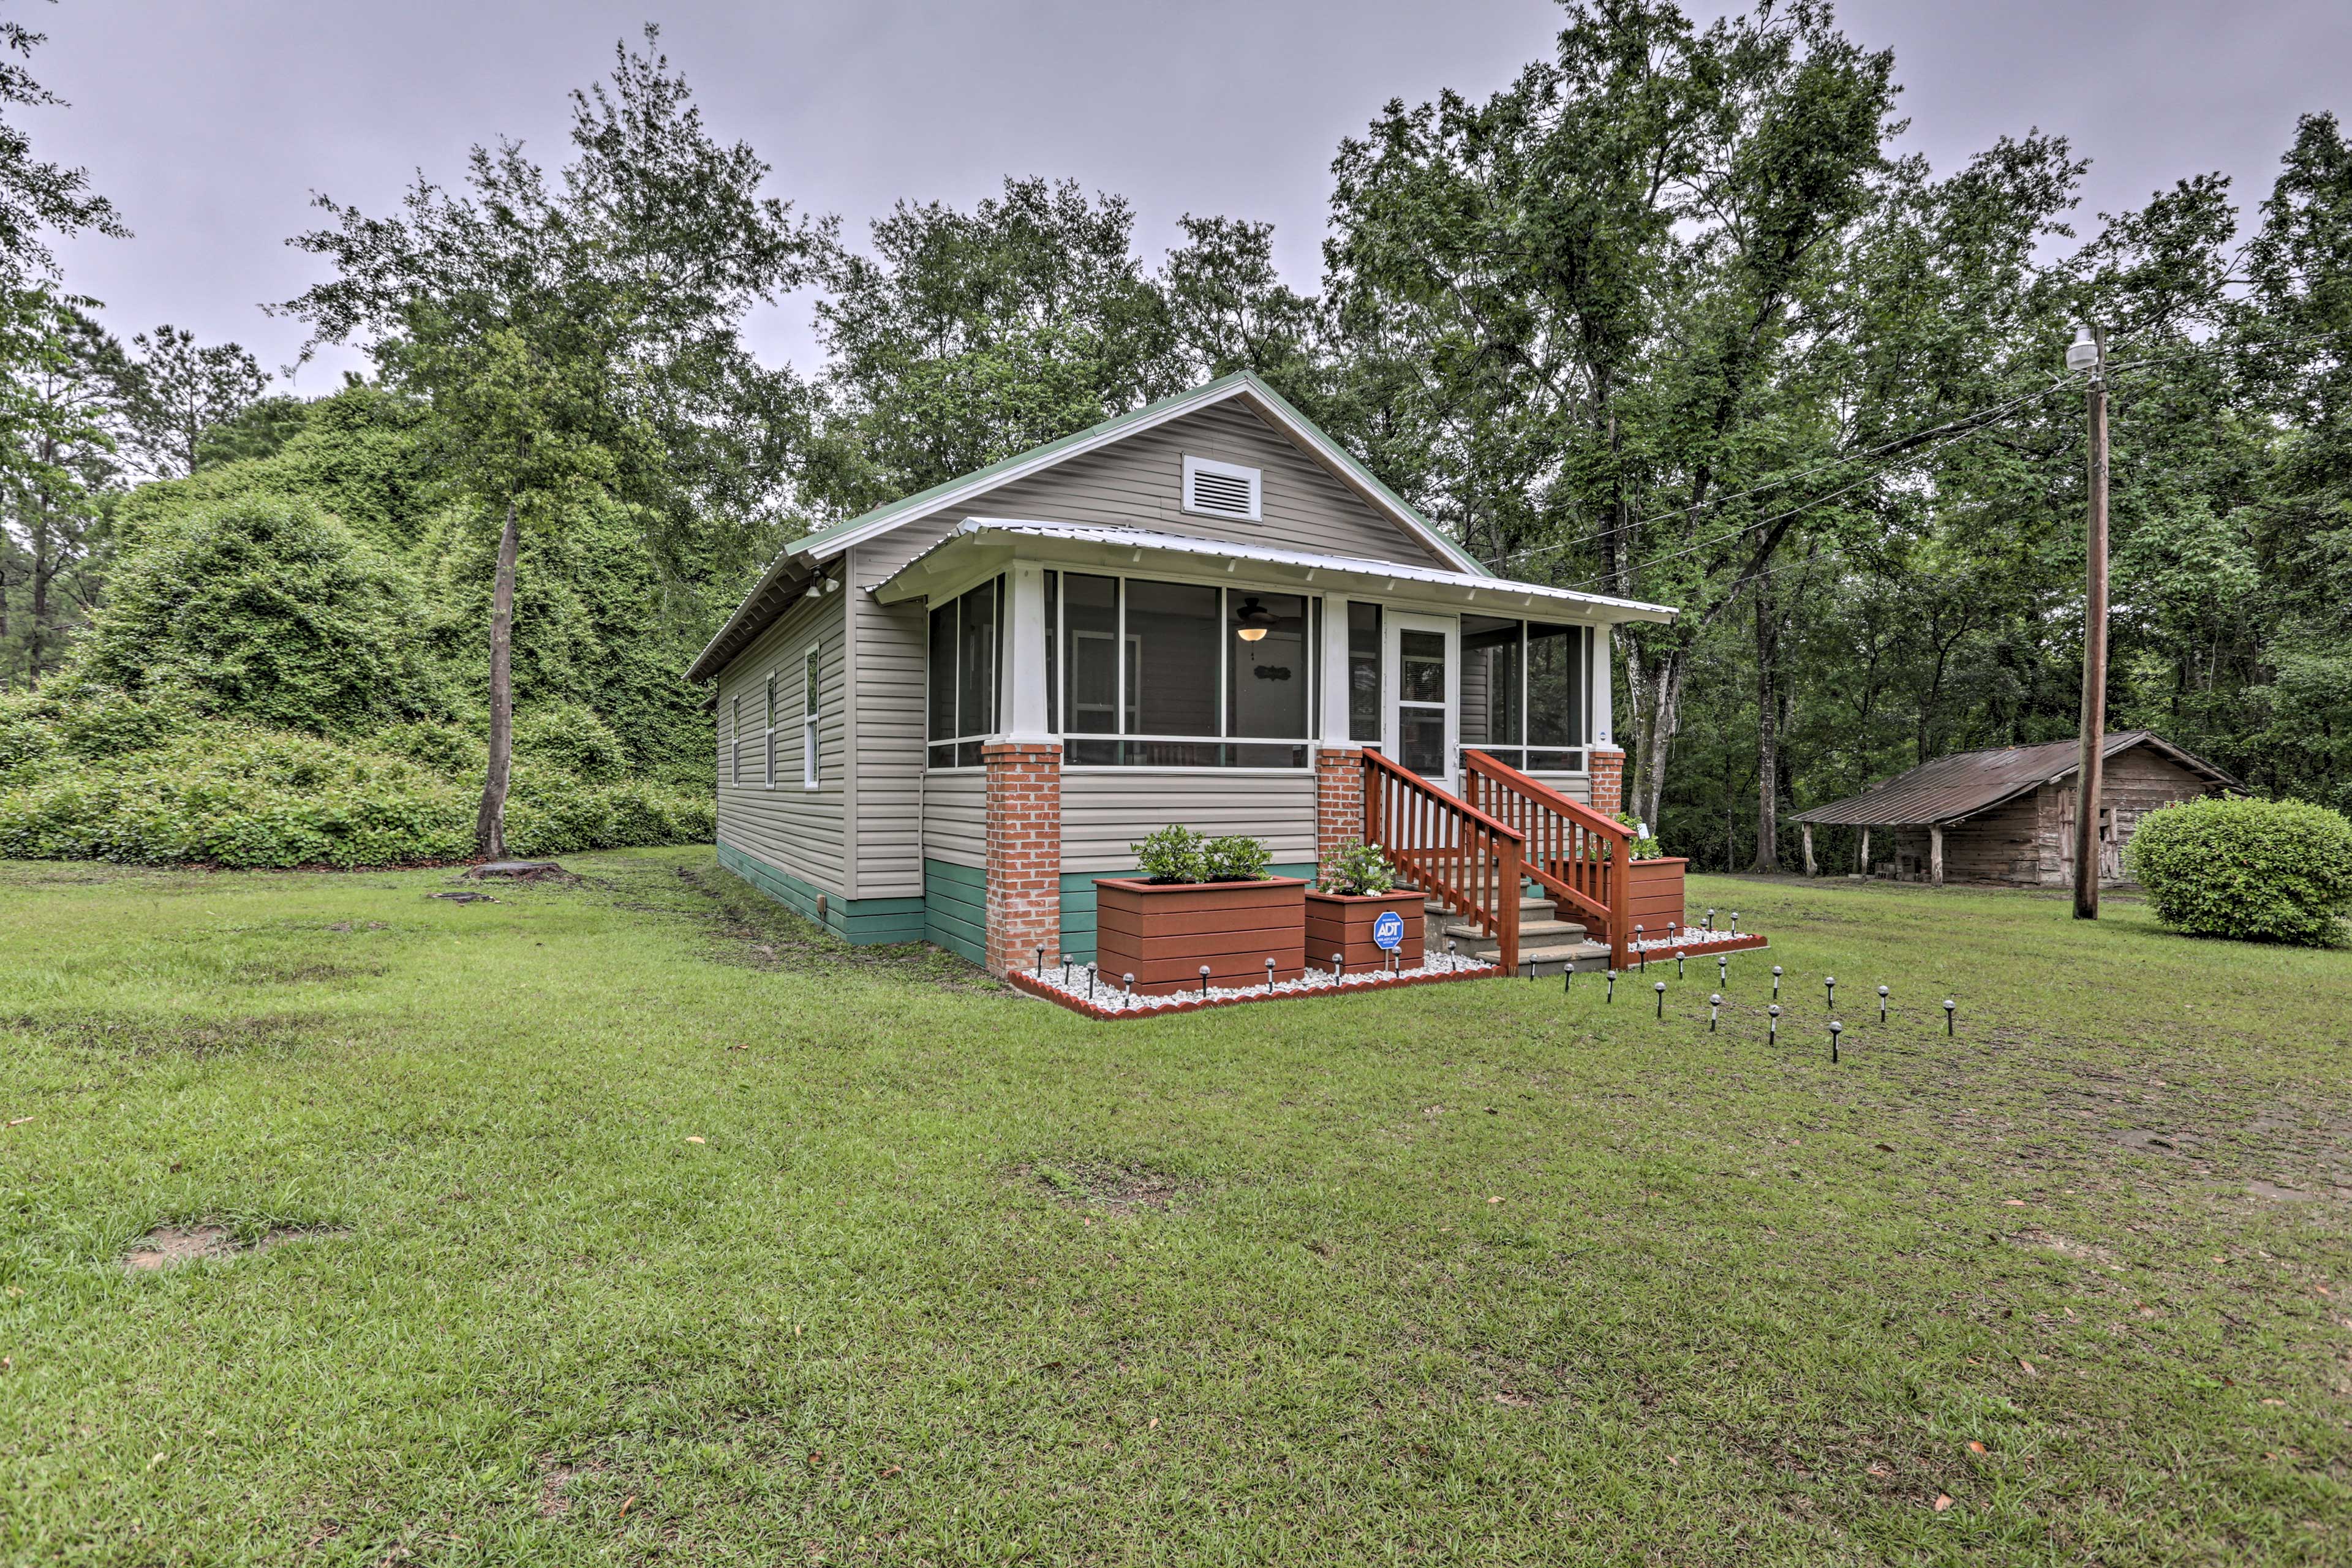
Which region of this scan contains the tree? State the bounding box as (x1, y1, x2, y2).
(112, 324, 268, 480)
(0, 1, 126, 290)
(281, 28, 820, 856)
(0, 290, 118, 687)
(810, 177, 1170, 513)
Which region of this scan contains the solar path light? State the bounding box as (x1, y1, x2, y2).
(1606, 969, 1616, 1004)
(1333, 951, 1344, 979)
(1771, 965, 1784, 999)
(1717, 953, 1728, 987)
(1768, 1003, 1781, 1044)
(1825, 975, 1837, 1009)
(1654, 980, 1667, 1019)
(1266, 958, 1276, 995)
(1829, 1019, 1844, 1063)
(1709, 993, 1722, 1032)
(1877, 984, 1890, 1023)
(1199, 964, 1212, 1000)
(1943, 997, 1957, 1036)
(1675, 950, 1685, 980)
(1705, 908, 1715, 932)
(1729, 911, 1740, 935)
(1635, 926, 1646, 972)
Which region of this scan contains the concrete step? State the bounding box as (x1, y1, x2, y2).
(1422, 891, 1559, 919)
(1440, 918, 1588, 947)
(1486, 940, 1613, 978)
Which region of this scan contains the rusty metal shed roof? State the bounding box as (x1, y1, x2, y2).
(1788, 731, 2238, 828)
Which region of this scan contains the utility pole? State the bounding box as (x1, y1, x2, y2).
(2067, 324, 2109, 920)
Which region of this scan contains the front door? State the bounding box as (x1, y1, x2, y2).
(1383, 612, 1458, 790)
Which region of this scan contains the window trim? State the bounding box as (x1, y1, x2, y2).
(802, 642, 821, 790)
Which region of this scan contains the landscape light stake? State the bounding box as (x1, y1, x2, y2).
(1709, 993, 1721, 1032)
(1088, 968, 1097, 1003)
(1036, 947, 1045, 979)
(1266, 958, 1276, 995)
(1675, 951, 1685, 981)
(1705, 908, 1715, 932)
(1606, 969, 1616, 1004)
(1199, 964, 1212, 1001)
(1730, 911, 1740, 935)
(1564, 962, 1573, 995)
(1654, 980, 1667, 1019)
(1825, 975, 1837, 1009)
(1943, 998, 1956, 1036)
(1829, 1020, 1843, 1063)
(1718, 953, 1728, 987)
(1333, 951, 1344, 979)
(1772, 965, 1784, 1000)
(1525, 957, 1535, 983)
(1768, 1003, 1781, 1044)
(1636, 927, 1646, 973)
(1878, 984, 1890, 1023)
(1122, 972, 1136, 1000)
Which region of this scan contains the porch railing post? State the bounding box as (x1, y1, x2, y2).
(1497, 828, 1521, 976)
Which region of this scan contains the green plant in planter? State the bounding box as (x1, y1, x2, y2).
(1132, 824, 1208, 884)
(1202, 834, 1273, 883)
(2125, 795, 2352, 946)
(1615, 812, 1664, 860)
(1318, 839, 1398, 896)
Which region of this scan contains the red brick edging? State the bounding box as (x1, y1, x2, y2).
(1006, 960, 1502, 1020)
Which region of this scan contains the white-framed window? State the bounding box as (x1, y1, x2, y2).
(926, 576, 1003, 769)
(729, 695, 742, 786)
(1182, 455, 1262, 521)
(1052, 569, 1315, 769)
(763, 672, 778, 788)
(802, 643, 821, 788)
(1460, 614, 1591, 773)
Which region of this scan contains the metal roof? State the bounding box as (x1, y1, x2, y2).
(1788, 731, 2239, 827)
(870, 519, 1681, 622)
(686, 370, 1493, 681)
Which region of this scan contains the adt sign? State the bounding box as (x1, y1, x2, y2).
(1372, 910, 1406, 951)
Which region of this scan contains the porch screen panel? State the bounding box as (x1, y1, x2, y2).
(1226, 590, 1309, 768)
(1347, 602, 1382, 745)
(1461, 614, 1522, 769)
(954, 579, 998, 767)
(1061, 573, 1121, 765)
(1122, 579, 1220, 767)
(1525, 620, 1585, 771)
(926, 603, 956, 767)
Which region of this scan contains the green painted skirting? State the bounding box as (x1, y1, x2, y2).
(716, 840, 924, 945)
(1056, 862, 1316, 966)
(924, 859, 987, 966)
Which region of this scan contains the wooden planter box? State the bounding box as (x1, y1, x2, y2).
(1305, 889, 1426, 975)
(1624, 857, 1688, 935)
(1094, 876, 1307, 996)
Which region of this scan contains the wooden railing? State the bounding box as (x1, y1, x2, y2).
(1460, 748, 1636, 970)
(1362, 748, 1522, 975)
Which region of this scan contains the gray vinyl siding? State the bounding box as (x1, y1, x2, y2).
(846, 544, 927, 898)
(922, 769, 987, 869)
(714, 588, 847, 897)
(1060, 771, 1317, 874)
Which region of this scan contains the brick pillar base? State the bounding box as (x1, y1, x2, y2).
(1314, 747, 1366, 872)
(984, 741, 1062, 976)
(1588, 747, 1627, 820)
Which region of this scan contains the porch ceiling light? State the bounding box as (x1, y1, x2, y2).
(1234, 595, 1275, 642)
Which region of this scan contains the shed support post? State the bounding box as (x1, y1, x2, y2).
(1859, 827, 1871, 877)
(1801, 823, 1815, 878)
(1930, 824, 1945, 886)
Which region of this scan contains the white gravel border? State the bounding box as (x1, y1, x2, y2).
(1017, 951, 1499, 1016)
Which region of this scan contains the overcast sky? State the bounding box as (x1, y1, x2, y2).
(24, 0, 2351, 390)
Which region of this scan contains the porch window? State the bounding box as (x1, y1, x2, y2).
(1462, 615, 1589, 772)
(1059, 571, 1312, 767)
(1347, 601, 1381, 744)
(763, 672, 778, 788)
(926, 576, 1003, 769)
(802, 644, 821, 788)
(729, 695, 742, 786)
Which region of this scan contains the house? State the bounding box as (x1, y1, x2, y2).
(686, 371, 1679, 976)
(1786, 731, 2237, 887)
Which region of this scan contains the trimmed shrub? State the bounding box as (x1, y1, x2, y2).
(2125, 796, 2352, 946)
(1131, 825, 1208, 884)
(1201, 834, 1273, 883)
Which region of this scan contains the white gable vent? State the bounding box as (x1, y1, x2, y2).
(1183, 455, 1261, 521)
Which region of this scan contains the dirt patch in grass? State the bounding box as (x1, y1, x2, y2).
(227, 958, 388, 986)
(1018, 1161, 1195, 1213)
(123, 1224, 345, 1270)
(659, 862, 997, 990)
(535, 1456, 607, 1518)
(6, 1011, 333, 1061)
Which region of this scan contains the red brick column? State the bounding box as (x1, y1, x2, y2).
(1315, 747, 1366, 869)
(984, 741, 1061, 976)
(1588, 747, 1627, 819)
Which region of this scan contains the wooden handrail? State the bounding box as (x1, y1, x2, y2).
(1460, 748, 1635, 970)
(1360, 748, 1521, 975)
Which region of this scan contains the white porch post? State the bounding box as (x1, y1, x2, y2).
(1317, 594, 1353, 749)
(1591, 623, 1615, 749)
(1004, 562, 1051, 742)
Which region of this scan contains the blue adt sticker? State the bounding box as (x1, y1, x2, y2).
(1373, 910, 1406, 951)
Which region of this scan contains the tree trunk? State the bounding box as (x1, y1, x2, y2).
(1753, 589, 1780, 872)
(26, 494, 51, 688)
(474, 499, 521, 859)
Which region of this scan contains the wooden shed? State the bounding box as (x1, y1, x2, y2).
(1787, 731, 2237, 887)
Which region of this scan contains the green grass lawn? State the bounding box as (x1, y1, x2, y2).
(2, 850, 2347, 1564)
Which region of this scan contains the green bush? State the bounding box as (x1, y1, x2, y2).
(1201, 834, 1273, 883)
(2125, 795, 2352, 946)
(1132, 825, 1208, 884)
(1317, 839, 1398, 896)
(0, 716, 714, 870)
